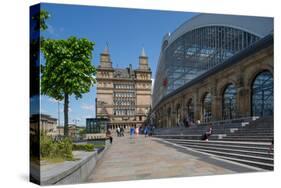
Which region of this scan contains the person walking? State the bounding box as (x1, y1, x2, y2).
(116, 126, 121, 137)
(130, 126, 135, 138)
(135, 126, 139, 136)
(120, 127, 124, 137)
(144, 126, 148, 137)
(106, 129, 113, 144)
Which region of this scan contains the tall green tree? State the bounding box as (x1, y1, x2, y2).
(30, 9, 50, 97)
(40, 37, 96, 136)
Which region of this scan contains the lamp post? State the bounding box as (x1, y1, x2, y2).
(58, 101, 60, 127)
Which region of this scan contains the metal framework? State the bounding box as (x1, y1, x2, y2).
(153, 26, 260, 107)
(202, 93, 212, 122)
(222, 84, 237, 119)
(251, 71, 273, 116)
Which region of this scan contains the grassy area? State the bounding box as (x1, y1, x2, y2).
(39, 134, 107, 164)
(73, 143, 94, 152)
(40, 134, 73, 161)
(94, 143, 105, 148)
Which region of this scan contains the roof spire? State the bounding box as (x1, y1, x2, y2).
(140, 47, 146, 57)
(103, 42, 110, 54)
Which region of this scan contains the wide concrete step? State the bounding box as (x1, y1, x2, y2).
(156, 129, 237, 135)
(230, 133, 273, 136)
(163, 138, 271, 147)
(156, 127, 273, 136)
(159, 138, 273, 170)
(238, 127, 273, 131)
(176, 143, 273, 158)
(221, 135, 273, 139)
(216, 156, 273, 170)
(221, 138, 273, 142)
(193, 148, 273, 165)
(169, 140, 273, 153)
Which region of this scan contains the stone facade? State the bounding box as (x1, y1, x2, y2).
(30, 114, 57, 136)
(153, 36, 273, 128)
(96, 48, 152, 129)
(56, 124, 82, 139)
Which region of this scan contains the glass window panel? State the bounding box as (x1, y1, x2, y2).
(251, 71, 273, 116)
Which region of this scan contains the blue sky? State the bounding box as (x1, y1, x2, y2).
(39, 3, 197, 126)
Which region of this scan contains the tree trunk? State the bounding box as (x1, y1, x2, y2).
(64, 93, 69, 137)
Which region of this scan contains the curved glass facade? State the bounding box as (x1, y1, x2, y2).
(222, 84, 237, 119)
(153, 25, 260, 107)
(251, 71, 273, 116)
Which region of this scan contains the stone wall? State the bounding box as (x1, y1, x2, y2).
(153, 43, 273, 128)
(40, 141, 110, 185)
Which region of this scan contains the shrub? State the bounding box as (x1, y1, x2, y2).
(40, 134, 73, 161)
(73, 144, 94, 152)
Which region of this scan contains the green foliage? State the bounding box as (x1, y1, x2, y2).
(79, 128, 87, 136)
(73, 144, 94, 152)
(32, 10, 49, 31)
(30, 9, 50, 97)
(40, 10, 50, 31)
(40, 37, 96, 136)
(40, 134, 73, 161)
(40, 37, 96, 100)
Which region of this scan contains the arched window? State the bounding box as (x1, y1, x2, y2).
(251, 71, 273, 116)
(176, 104, 181, 125)
(222, 84, 237, 119)
(187, 99, 194, 122)
(202, 93, 212, 122)
(167, 107, 171, 127)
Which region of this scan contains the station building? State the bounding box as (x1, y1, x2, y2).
(152, 14, 273, 128)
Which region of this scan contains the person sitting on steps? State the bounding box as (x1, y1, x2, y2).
(201, 124, 213, 141)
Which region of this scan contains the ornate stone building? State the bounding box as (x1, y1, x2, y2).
(96, 48, 152, 129)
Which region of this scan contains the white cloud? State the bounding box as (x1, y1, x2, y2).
(45, 24, 64, 37)
(48, 98, 63, 103)
(81, 103, 95, 110)
(82, 115, 94, 119)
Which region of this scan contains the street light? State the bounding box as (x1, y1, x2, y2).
(58, 101, 60, 127)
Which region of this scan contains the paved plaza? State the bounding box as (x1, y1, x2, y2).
(87, 135, 259, 183)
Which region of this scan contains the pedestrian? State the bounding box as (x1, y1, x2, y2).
(184, 115, 189, 127)
(130, 126, 135, 138)
(201, 124, 213, 141)
(144, 126, 148, 137)
(152, 125, 155, 136)
(116, 126, 120, 137)
(135, 126, 139, 136)
(106, 129, 113, 144)
(120, 127, 124, 137)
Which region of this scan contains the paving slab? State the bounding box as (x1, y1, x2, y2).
(87, 135, 256, 183)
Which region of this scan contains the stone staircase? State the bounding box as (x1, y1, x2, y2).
(154, 116, 274, 170)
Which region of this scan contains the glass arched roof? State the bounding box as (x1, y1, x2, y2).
(152, 14, 273, 108)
